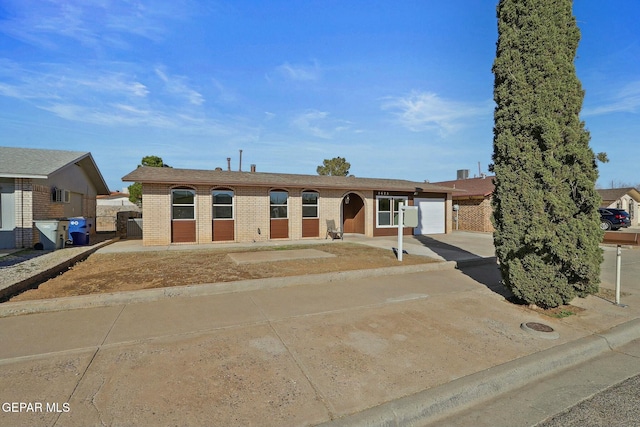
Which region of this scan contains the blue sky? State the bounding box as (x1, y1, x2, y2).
(1, 1, 638, 192)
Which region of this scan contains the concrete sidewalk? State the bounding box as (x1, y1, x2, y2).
(0, 233, 639, 426)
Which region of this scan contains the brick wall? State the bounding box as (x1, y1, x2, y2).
(140, 184, 462, 245)
(319, 189, 350, 237)
(33, 185, 68, 219)
(141, 184, 361, 245)
(10, 180, 101, 248)
(454, 197, 494, 232)
(13, 179, 33, 248)
(141, 184, 172, 245)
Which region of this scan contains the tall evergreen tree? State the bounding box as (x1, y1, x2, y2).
(491, 0, 603, 308)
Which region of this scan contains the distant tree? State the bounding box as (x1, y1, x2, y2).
(491, 0, 602, 308)
(317, 157, 350, 176)
(128, 155, 171, 204)
(140, 155, 169, 168)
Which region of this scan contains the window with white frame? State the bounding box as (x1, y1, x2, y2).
(376, 196, 408, 227)
(270, 190, 288, 219)
(302, 191, 319, 218)
(212, 189, 234, 219)
(52, 188, 70, 203)
(172, 189, 195, 220)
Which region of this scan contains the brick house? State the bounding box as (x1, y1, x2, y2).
(597, 188, 640, 227)
(0, 147, 110, 249)
(430, 176, 495, 233)
(432, 178, 640, 232)
(122, 166, 458, 246)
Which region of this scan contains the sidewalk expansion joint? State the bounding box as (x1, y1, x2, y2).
(250, 295, 337, 420)
(52, 304, 126, 427)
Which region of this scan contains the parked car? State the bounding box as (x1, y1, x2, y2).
(598, 208, 631, 231)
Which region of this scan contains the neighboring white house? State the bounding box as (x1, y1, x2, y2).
(597, 188, 640, 227)
(0, 147, 110, 249)
(97, 190, 138, 207)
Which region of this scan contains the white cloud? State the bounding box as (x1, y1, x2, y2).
(291, 110, 352, 139)
(292, 110, 331, 138)
(0, 0, 187, 49)
(276, 61, 321, 82)
(0, 62, 148, 103)
(582, 80, 640, 116)
(211, 78, 238, 104)
(0, 61, 247, 135)
(155, 67, 204, 106)
(381, 90, 488, 135)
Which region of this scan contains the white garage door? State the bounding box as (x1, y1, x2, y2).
(414, 198, 445, 235)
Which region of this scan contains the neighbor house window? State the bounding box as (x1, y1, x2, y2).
(376, 196, 408, 227)
(212, 190, 234, 219)
(51, 188, 70, 203)
(270, 190, 288, 219)
(302, 191, 319, 218)
(172, 189, 195, 220)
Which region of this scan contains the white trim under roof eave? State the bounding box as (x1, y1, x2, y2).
(0, 173, 48, 179)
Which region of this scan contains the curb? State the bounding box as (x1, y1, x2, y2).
(0, 260, 457, 317)
(317, 318, 640, 427)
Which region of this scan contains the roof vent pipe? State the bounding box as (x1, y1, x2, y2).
(251, 164, 256, 173)
(226, 157, 231, 171)
(239, 149, 243, 172)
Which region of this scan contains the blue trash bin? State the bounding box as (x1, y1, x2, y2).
(68, 217, 89, 245)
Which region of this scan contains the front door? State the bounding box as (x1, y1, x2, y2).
(342, 193, 365, 234)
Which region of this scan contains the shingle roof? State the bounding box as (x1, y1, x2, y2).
(122, 166, 459, 194)
(597, 188, 640, 203)
(430, 176, 495, 198)
(0, 146, 110, 194)
(0, 146, 88, 178)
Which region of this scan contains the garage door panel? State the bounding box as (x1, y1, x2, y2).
(414, 198, 445, 235)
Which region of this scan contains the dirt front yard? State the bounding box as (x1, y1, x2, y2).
(10, 243, 438, 302)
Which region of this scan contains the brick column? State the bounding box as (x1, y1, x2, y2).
(14, 178, 34, 248)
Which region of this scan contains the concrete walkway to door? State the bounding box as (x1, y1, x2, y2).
(344, 231, 496, 263)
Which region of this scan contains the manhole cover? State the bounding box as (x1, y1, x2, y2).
(524, 322, 554, 332)
(520, 322, 559, 339)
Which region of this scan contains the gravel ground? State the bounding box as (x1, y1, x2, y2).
(0, 247, 94, 288)
(0, 233, 116, 294)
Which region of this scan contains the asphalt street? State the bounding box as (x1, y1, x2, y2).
(538, 373, 640, 427)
